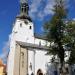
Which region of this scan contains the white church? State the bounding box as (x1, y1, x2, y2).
(7, 0, 69, 75)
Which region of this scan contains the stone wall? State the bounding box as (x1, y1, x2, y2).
(13, 44, 28, 75)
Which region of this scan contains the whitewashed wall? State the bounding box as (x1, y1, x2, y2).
(12, 19, 34, 43)
(7, 18, 35, 75)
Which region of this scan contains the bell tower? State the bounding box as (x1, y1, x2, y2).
(11, 0, 34, 43)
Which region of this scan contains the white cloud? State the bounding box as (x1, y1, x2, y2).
(44, 0, 55, 15)
(29, 0, 55, 20)
(29, 0, 70, 20)
(73, 18, 75, 21)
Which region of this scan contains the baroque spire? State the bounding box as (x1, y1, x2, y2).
(17, 0, 32, 21)
(20, 0, 29, 16)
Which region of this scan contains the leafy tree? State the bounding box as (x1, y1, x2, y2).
(66, 21, 75, 65)
(44, 0, 68, 72)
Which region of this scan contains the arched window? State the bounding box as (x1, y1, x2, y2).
(29, 26, 32, 29)
(20, 23, 22, 27)
(37, 69, 43, 75)
(21, 7, 23, 12)
(39, 41, 41, 46)
(24, 20, 28, 24)
(21, 52, 24, 67)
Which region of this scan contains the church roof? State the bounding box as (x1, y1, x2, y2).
(16, 41, 49, 51)
(16, 14, 32, 22)
(0, 59, 5, 67)
(34, 33, 47, 40)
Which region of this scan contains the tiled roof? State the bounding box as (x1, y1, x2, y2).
(16, 41, 49, 51)
(34, 33, 47, 40)
(0, 59, 5, 67)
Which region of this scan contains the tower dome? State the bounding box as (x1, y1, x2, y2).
(17, 0, 32, 21)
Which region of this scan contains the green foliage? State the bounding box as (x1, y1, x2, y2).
(66, 21, 75, 65)
(44, 0, 75, 66)
(69, 49, 75, 65)
(44, 0, 68, 65)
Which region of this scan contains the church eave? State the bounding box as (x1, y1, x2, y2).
(16, 15, 32, 22)
(16, 41, 49, 51)
(34, 33, 48, 41)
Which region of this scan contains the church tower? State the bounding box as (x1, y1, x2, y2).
(12, 0, 34, 43)
(7, 0, 35, 75)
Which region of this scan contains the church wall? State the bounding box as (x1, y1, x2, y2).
(64, 51, 70, 62)
(7, 33, 16, 75)
(34, 38, 46, 46)
(12, 19, 34, 44)
(19, 46, 28, 75)
(35, 50, 51, 75)
(34, 38, 50, 47)
(28, 48, 52, 75)
(7, 35, 29, 75)
(13, 44, 20, 75)
(28, 49, 35, 75)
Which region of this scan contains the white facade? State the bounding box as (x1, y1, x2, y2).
(7, 14, 70, 75)
(7, 17, 52, 75)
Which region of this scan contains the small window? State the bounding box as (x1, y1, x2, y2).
(39, 41, 41, 46)
(29, 26, 32, 29)
(21, 52, 24, 67)
(22, 8, 23, 12)
(24, 20, 28, 24)
(20, 23, 22, 27)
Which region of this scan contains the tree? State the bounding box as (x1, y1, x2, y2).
(44, 0, 68, 74)
(66, 21, 75, 65)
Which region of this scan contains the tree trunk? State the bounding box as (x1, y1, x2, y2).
(60, 64, 68, 75)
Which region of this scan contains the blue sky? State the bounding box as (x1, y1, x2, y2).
(0, 0, 75, 63)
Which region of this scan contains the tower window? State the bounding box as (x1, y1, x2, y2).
(29, 26, 32, 29)
(22, 8, 23, 12)
(39, 41, 41, 46)
(20, 23, 22, 27)
(24, 20, 28, 24)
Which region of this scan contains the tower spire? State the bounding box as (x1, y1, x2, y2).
(20, 0, 29, 16)
(17, 0, 32, 21)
